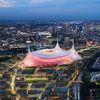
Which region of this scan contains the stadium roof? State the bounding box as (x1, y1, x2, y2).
(21, 40, 82, 67)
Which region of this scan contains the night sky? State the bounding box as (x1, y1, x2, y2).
(0, 0, 100, 21)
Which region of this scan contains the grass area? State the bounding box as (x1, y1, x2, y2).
(95, 81, 100, 85)
(24, 80, 49, 83)
(0, 56, 11, 62)
(25, 77, 48, 81)
(19, 88, 45, 90)
(28, 94, 40, 97)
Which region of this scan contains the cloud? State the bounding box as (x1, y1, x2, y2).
(0, 0, 16, 7)
(0, 0, 29, 8)
(31, 0, 51, 4)
(0, 0, 48, 8)
(0, 0, 99, 8)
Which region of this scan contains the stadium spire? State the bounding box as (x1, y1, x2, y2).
(28, 45, 30, 52)
(26, 36, 31, 52)
(55, 31, 61, 50)
(71, 35, 75, 51)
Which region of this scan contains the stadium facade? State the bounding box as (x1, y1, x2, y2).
(21, 40, 82, 67)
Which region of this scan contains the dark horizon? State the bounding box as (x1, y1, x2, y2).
(0, 0, 100, 21)
(0, 19, 100, 24)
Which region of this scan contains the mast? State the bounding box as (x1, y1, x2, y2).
(28, 45, 30, 52)
(26, 36, 31, 52)
(71, 35, 75, 51)
(55, 28, 61, 50)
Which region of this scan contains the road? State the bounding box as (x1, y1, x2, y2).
(72, 50, 100, 100)
(72, 72, 82, 100)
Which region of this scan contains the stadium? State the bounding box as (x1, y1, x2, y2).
(21, 40, 82, 67)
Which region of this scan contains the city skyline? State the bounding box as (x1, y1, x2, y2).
(0, 12, 100, 99)
(0, 0, 100, 21)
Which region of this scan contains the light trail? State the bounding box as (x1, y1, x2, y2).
(10, 69, 17, 94)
